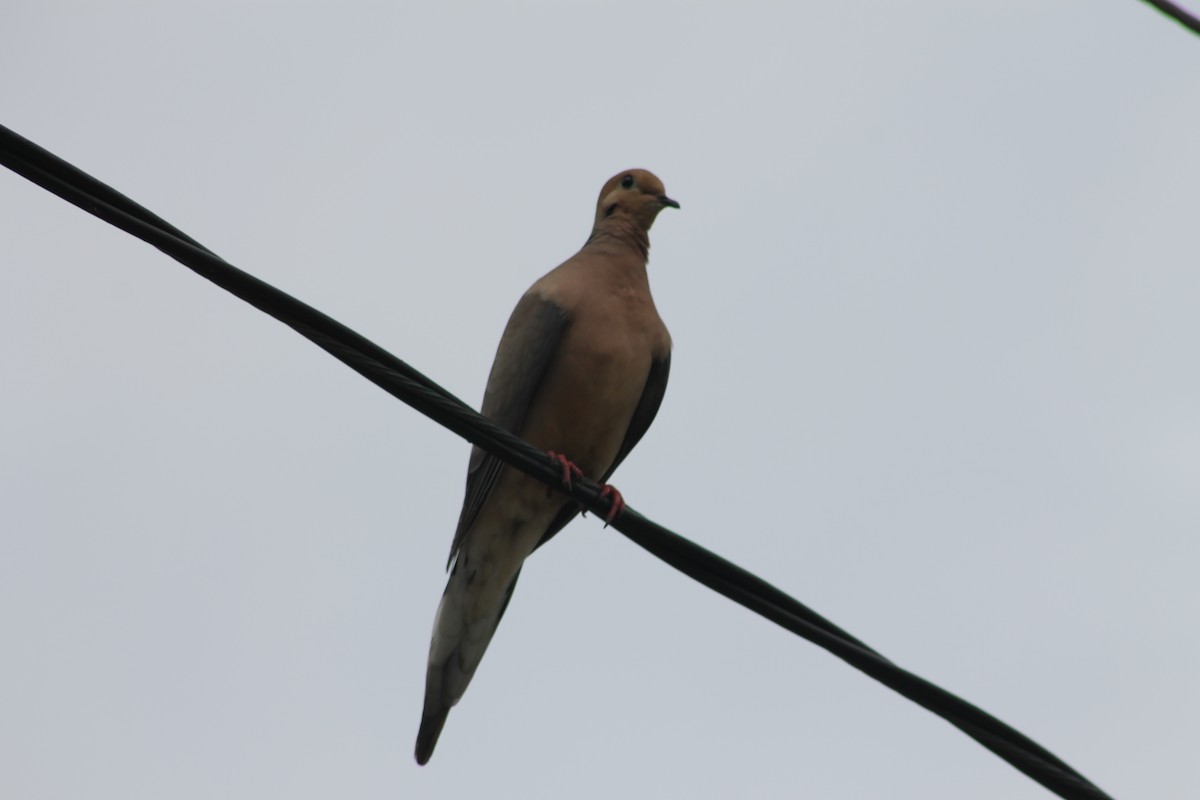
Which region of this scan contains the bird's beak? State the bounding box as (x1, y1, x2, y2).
(658, 195, 680, 210)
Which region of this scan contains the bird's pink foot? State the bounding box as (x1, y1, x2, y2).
(598, 484, 625, 526)
(546, 450, 583, 489)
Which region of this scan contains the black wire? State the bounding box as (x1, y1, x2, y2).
(0, 123, 1114, 800)
(1140, 0, 1200, 36)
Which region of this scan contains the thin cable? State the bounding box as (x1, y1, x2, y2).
(1140, 0, 1200, 35)
(0, 123, 1114, 800)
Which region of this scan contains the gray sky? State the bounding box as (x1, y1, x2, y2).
(2, 2, 1198, 798)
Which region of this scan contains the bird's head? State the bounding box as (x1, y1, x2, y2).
(593, 169, 680, 232)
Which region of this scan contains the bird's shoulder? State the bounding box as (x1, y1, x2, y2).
(530, 248, 667, 346)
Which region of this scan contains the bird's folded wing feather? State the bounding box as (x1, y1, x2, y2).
(448, 291, 570, 566)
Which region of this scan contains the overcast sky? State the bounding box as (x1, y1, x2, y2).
(2, 2, 1198, 798)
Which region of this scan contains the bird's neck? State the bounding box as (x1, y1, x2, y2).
(584, 216, 650, 261)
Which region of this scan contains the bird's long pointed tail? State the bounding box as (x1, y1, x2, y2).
(413, 567, 523, 765)
(415, 702, 450, 766)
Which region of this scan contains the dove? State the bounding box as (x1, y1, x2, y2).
(415, 169, 678, 765)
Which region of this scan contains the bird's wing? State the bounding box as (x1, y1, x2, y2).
(605, 351, 671, 479)
(448, 291, 569, 566)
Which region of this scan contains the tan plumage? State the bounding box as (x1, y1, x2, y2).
(415, 169, 677, 765)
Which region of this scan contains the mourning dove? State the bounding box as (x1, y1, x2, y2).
(414, 169, 678, 765)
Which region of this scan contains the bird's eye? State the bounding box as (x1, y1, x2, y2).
(620, 174, 635, 189)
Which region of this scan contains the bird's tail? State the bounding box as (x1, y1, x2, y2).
(415, 702, 450, 766)
(414, 566, 522, 765)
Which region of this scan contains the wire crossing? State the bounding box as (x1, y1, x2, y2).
(1, 123, 1114, 800)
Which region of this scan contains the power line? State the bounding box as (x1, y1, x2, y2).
(1140, 0, 1200, 36)
(1, 123, 1114, 799)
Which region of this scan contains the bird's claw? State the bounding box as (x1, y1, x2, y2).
(598, 484, 624, 527)
(547, 451, 583, 489)
(546, 451, 623, 525)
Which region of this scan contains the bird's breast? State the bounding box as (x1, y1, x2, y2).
(519, 307, 663, 479)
